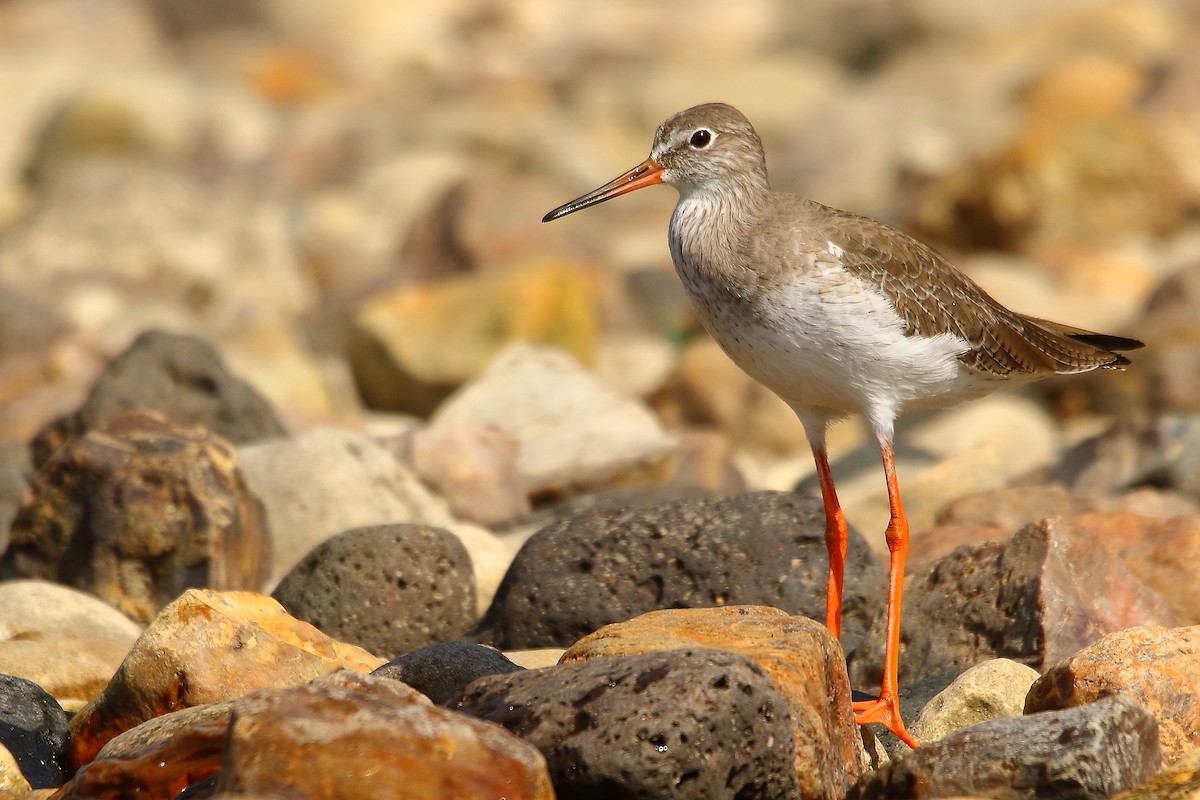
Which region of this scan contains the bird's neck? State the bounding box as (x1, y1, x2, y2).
(669, 181, 769, 278)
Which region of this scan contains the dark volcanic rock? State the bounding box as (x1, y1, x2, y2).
(475, 490, 885, 650)
(31, 329, 286, 467)
(272, 524, 476, 660)
(454, 648, 801, 800)
(0, 673, 71, 789)
(848, 696, 1161, 800)
(850, 516, 1177, 689)
(1, 409, 270, 622)
(373, 640, 522, 705)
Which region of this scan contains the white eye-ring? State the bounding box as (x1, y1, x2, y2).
(689, 128, 714, 149)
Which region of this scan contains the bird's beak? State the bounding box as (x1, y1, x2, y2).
(542, 158, 664, 223)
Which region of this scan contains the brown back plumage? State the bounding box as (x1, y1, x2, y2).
(816, 203, 1142, 378)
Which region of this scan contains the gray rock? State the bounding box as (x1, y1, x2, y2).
(454, 648, 801, 800)
(475, 490, 885, 651)
(0, 674, 71, 789)
(372, 640, 522, 705)
(850, 516, 1178, 689)
(31, 329, 285, 467)
(273, 524, 476, 660)
(848, 696, 1161, 799)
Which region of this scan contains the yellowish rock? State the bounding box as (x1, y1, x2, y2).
(68, 589, 383, 768)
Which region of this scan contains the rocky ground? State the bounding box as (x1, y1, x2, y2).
(2, 0, 1200, 798)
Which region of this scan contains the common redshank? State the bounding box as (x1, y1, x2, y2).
(542, 102, 1142, 746)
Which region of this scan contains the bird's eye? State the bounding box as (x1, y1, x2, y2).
(689, 129, 713, 148)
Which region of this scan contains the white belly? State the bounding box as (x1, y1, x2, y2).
(676, 258, 1002, 421)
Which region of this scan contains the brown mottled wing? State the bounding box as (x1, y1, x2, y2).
(821, 207, 1141, 377)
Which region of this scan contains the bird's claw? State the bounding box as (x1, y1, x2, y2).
(853, 695, 918, 748)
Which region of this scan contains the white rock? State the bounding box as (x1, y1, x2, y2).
(0, 580, 143, 709)
(911, 658, 1041, 744)
(430, 343, 676, 494)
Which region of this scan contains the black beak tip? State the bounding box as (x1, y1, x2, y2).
(542, 205, 573, 223)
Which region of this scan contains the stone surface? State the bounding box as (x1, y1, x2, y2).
(272, 524, 477, 660)
(1026, 625, 1200, 765)
(238, 426, 507, 604)
(0, 674, 70, 789)
(219, 672, 552, 799)
(910, 658, 1041, 745)
(0, 581, 142, 710)
(349, 262, 598, 416)
(0, 745, 30, 794)
(67, 588, 383, 768)
(403, 424, 530, 526)
(1070, 513, 1200, 625)
(476, 491, 885, 652)
(0, 443, 32, 556)
(848, 696, 1162, 800)
(932, 483, 1194, 532)
(455, 648, 802, 800)
(912, 51, 1183, 251)
(1044, 416, 1200, 500)
(372, 640, 522, 705)
(1109, 747, 1200, 800)
(429, 343, 676, 496)
(851, 516, 1178, 689)
(2, 408, 270, 622)
(561, 605, 864, 797)
(29, 329, 286, 467)
(60, 671, 553, 800)
(669, 337, 810, 455)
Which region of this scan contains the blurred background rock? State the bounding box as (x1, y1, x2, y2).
(0, 0, 1197, 540)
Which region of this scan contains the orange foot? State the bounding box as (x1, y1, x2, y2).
(853, 695, 918, 748)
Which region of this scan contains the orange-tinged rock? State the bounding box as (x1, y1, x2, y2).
(217, 672, 553, 800)
(561, 605, 862, 798)
(1072, 513, 1200, 625)
(68, 589, 383, 769)
(57, 672, 553, 800)
(1109, 747, 1200, 800)
(1026, 625, 1200, 764)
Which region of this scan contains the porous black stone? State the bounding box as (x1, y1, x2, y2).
(848, 695, 1161, 800)
(31, 329, 286, 467)
(372, 639, 522, 705)
(475, 490, 884, 651)
(454, 648, 800, 800)
(272, 524, 477, 660)
(0, 673, 71, 789)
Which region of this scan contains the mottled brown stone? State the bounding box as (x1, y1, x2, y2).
(2, 409, 270, 622)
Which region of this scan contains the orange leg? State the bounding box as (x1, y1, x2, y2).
(811, 445, 848, 638)
(851, 442, 917, 748)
